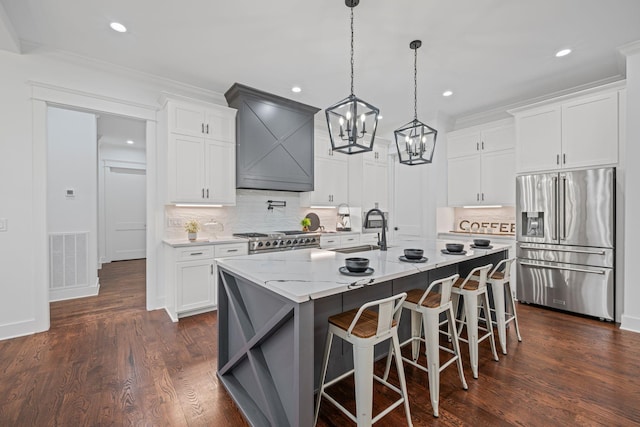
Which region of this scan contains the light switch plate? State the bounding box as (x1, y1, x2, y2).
(0, 218, 7, 232)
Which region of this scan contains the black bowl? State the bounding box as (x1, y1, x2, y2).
(473, 239, 491, 247)
(345, 257, 370, 273)
(445, 243, 464, 253)
(404, 249, 424, 260)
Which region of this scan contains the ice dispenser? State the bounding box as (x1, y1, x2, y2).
(522, 212, 544, 237)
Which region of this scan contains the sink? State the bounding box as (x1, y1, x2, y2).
(330, 245, 380, 254)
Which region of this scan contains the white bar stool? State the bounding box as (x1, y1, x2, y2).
(314, 293, 412, 427)
(483, 258, 522, 354)
(451, 264, 499, 379)
(382, 274, 468, 418)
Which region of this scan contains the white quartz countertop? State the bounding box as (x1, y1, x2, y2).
(163, 236, 248, 247)
(216, 238, 509, 303)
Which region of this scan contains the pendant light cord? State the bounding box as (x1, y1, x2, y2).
(414, 45, 418, 121)
(350, 6, 355, 96)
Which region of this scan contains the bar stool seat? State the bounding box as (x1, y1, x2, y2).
(451, 264, 499, 379)
(315, 293, 412, 427)
(383, 274, 468, 418)
(474, 258, 522, 355)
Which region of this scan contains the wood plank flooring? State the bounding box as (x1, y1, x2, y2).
(1, 259, 639, 426)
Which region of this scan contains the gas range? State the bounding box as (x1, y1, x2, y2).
(233, 230, 321, 254)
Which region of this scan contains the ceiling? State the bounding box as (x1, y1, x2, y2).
(2, 0, 640, 134)
(97, 113, 146, 149)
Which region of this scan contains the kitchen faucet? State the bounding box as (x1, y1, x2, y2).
(364, 208, 387, 251)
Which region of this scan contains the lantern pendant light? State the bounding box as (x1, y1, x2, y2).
(394, 40, 437, 165)
(325, 0, 380, 155)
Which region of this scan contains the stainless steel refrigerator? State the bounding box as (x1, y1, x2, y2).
(515, 167, 615, 320)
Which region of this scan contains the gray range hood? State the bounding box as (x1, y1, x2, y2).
(225, 83, 320, 192)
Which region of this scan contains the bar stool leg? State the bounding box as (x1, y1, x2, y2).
(410, 310, 422, 361)
(353, 343, 374, 427)
(391, 332, 413, 426)
(423, 309, 441, 417)
(447, 305, 468, 391)
(463, 292, 479, 379)
(482, 291, 499, 362)
(506, 282, 523, 342)
(491, 281, 508, 355)
(314, 330, 334, 426)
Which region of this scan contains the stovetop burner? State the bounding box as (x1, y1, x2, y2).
(233, 232, 268, 238)
(277, 230, 313, 235)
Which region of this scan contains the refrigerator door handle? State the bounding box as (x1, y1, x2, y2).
(519, 245, 606, 256)
(551, 176, 558, 240)
(519, 261, 606, 275)
(561, 175, 568, 240)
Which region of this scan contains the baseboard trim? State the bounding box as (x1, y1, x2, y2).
(49, 280, 100, 302)
(620, 314, 640, 333)
(0, 318, 46, 341)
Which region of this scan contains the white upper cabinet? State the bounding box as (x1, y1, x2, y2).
(447, 121, 516, 206)
(362, 140, 389, 212)
(164, 98, 237, 204)
(300, 133, 348, 207)
(514, 87, 620, 173)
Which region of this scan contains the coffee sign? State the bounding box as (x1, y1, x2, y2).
(458, 219, 515, 234)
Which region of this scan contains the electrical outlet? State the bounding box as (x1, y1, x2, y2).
(0, 218, 7, 232)
(167, 218, 182, 227)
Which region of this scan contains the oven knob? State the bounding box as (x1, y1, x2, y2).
(287, 240, 292, 245)
(311, 238, 316, 243)
(273, 240, 280, 246)
(265, 242, 271, 247)
(305, 238, 311, 243)
(257, 242, 263, 247)
(293, 239, 298, 244)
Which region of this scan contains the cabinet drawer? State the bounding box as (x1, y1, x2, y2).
(341, 235, 361, 247)
(176, 246, 214, 261)
(215, 243, 248, 258)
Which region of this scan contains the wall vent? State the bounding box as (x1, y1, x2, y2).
(49, 232, 89, 289)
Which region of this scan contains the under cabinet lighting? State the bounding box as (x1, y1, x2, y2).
(110, 22, 127, 33)
(175, 203, 223, 208)
(310, 205, 337, 209)
(555, 48, 571, 57)
(462, 205, 503, 209)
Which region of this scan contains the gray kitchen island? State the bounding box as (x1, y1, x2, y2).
(216, 239, 508, 427)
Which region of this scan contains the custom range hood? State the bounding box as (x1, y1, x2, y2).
(225, 83, 320, 192)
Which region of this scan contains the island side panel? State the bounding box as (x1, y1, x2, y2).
(217, 267, 314, 427)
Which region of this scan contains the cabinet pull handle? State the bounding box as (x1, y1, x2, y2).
(556, 154, 560, 165)
(202, 188, 205, 198)
(482, 141, 484, 150)
(477, 193, 480, 201)
(202, 123, 205, 133)
(482, 193, 485, 201)
(476, 142, 479, 151)
(211, 264, 213, 274)
(190, 252, 203, 256)
(563, 154, 566, 164)
(226, 249, 238, 253)
(206, 124, 209, 134)
(206, 188, 209, 198)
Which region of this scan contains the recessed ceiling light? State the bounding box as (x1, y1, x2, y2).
(126, 140, 134, 145)
(110, 22, 127, 33)
(442, 90, 453, 97)
(555, 48, 571, 57)
(291, 86, 302, 93)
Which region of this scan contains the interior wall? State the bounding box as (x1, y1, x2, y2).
(0, 46, 225, 340)
(622, 47, 640, 332)
(47, 107, 99, 300)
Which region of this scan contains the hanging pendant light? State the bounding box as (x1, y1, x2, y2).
(325, 0, 380, 155)
(395, 40, 437, 165)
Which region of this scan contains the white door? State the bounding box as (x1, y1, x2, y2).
(105, 165, 146, 261)
(393, 160, 423, 239)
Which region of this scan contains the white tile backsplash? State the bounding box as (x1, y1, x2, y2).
(165, 189, 364, 239)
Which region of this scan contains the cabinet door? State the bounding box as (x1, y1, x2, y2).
(169, 134, 206, 202)
(481, 124, 514, 153)
(310, 156, 348, 206)
(363, 160, 388, 211)
(204, 107, 236, 142)
(481, 150, 516, 205)
(515, 106, 561, 173)
(561, 92, 618, 169)
(170, 103, 206, 137)
(447, 155, 481, 206)
(176, 260, 214, 313)
(447, 132, 480, 159)
(205, 140, 236, 205)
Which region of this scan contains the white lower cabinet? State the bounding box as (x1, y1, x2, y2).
(320, 233, 361, 249)
(165, 242, 247, 320)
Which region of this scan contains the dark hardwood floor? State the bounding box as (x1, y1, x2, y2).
(1, 259, 639, 426)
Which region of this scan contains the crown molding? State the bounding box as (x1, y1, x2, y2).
(619, 40, 640, 57)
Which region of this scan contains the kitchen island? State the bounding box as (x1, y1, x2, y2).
(216, 239, 508, 427)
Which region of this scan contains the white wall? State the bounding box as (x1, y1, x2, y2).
(0, 46, 225, 340)
(621, 45, 640, 332)
(47, 107, 99, 300)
